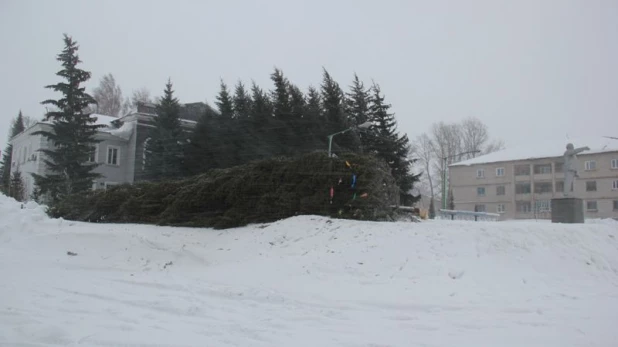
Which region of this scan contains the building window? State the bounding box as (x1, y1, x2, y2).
(497, 204, 506, 213)
(477, 187, 486, 196)
(554, 162, 563, 173)
(614, 200, 618, 211)
(584, 161, 596, 171)
(555, 181, 564, 193)
(476, 169, 485, 178)
(496, 185, 506, 196)
(515, 182, 531, 194)
(534, 182, 552, 194)
(87, 145, 98, 163)
(107, 146, 120, 166)
(534, 200, 551, 212)
(612, 159, 618, 169)
(586, 181, 597, 192)
(496, 167, 505, 177)
(515, 164, 530, 176)
(613, 180, 618, 190)
(586, 201, 598, 211)
(516, 201, 532, 213)
(474, 204, 486, 212)
(534, 164, 552, 175)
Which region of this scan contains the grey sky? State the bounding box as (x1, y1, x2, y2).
(1, 0, 617, 150)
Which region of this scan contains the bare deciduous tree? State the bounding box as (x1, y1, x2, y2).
(130, 87, 153, 110)
(460, 117, 489, 159)
(411, 133, 437, 199)
(92, 73, 125, 117)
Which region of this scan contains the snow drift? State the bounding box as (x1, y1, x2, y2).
(1, 194, 617, 346)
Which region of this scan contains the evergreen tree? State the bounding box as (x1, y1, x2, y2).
(320, 68, 345, 126)
(305, 86, 323, 121)
(9, 166, 25, 202)
(32, 34, 102, 202)
(270, 68, 291, 120)
(184, 104, 220, 174)
(368, 83, 419, 205)
(320, 68, 359, 153)
(345, 73, 371, 125)
(144, 80, 184, 180)
(233, 81, 252, 119)
(250, 81, 272, 126)
(1, 111, 26, 193)
(288, 84, 306, 119)
(215, 80, 234, 118)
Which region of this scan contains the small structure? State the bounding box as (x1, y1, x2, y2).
(551, 143, 590, 223)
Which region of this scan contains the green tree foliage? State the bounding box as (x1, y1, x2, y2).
(321, 68, 360, 153)
(9, 166, 26, 202)
(367, 83, 419, 205)
(143, 80, 185, 180)
(51, 152, 400, 229)
(215, 80, 234, 118)
(345, 73, 371, 125)
(1, 111, 26, 193)
(32, 34, 102, 203)
(233, 81, 252, 119)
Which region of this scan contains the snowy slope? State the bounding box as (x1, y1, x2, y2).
(1, 195, 618, 347)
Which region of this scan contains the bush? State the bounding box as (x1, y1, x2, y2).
(51, 152, 399, 229)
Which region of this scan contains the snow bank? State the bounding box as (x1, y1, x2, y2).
(1, 195, 617, 346)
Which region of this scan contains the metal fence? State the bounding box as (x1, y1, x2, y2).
(438, 209, 501, 222)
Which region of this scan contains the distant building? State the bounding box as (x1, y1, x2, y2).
(8, 102, 206, 199)
(449, 138, 618, 220)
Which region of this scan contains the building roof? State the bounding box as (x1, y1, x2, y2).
(451, 137, 618, 167)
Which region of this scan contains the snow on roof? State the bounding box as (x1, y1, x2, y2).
(451, 137, 618, 167)
(101, 120, 135, 140)
(40, 113, 118, 128)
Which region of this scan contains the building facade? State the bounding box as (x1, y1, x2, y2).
(8, 102, 205, 200)
(449, 143, 618, 220)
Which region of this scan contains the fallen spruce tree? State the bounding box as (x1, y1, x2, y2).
(49, 152, 401, 229)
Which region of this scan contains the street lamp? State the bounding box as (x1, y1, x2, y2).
(440, 150, 481, 210)
(327, 121, 372, 158)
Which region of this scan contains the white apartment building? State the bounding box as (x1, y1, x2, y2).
(449, 139, 618, 220)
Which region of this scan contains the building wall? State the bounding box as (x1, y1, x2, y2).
(450, 151, 618, 220)
(10, 123, 133, 199)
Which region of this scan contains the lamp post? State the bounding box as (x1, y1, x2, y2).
(440, 150, 481, 210)
(327, 121, 372, 158)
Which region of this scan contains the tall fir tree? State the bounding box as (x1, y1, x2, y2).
(32, 34, 102, 202)
(320, 68, 360, 153)
(288, 84, 306, 119)
(1, 111, 26, 193)
(270, 68, 291, 120)
(233, 81, 252, 119)
(345, 74, 371, 125)
(9, 166, 25, 202)
(144, 80, 185, 180)
(368, 83, 419, 205)
(250, 81, 272, 126)
(215, 80, 234, 118)
(184, 104, 221, 175)
(305, 86, 323, 121)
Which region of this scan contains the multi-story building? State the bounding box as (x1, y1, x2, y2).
(8, 102, 206, 200)
(449, 139, 618, 220)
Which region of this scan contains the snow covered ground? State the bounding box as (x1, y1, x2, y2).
(1, 195, 617, 347)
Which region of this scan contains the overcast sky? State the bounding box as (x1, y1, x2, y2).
(1, 0, 617, 150)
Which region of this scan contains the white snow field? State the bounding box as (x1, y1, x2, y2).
(1, 195, 617, 347)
